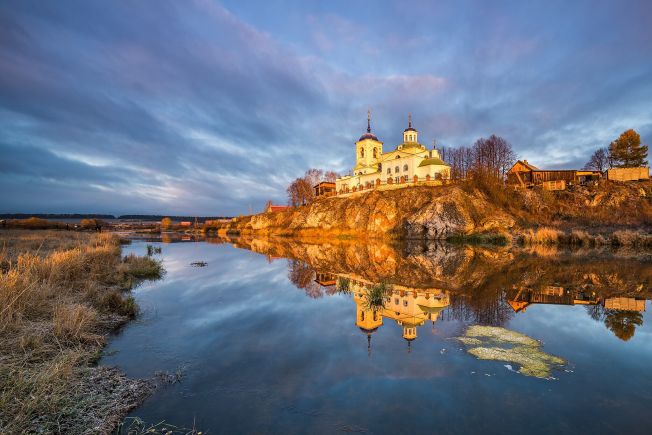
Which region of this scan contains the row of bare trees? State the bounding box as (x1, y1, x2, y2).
(439, 134, 516, 181)
(287, 169, 338, 206)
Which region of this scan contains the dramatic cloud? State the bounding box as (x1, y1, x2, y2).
(1, 0, 651, 215)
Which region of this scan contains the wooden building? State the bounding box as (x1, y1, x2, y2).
(264, 202, 289, 213)
(507, 160, 602, 189)
(314, 181, 336, 198)
(606, 167, 650, 182)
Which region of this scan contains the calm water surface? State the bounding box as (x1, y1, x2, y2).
(104, 238, 652, 434)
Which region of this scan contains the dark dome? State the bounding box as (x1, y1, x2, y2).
(359, 132, 378, 141)
(404, 127, 416, 132)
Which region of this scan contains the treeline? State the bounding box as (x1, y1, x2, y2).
(439, 134, 516, 181)
(0, 213, 115, 219)
(584, 129, 648, 171)
(117, 215, 232, 222)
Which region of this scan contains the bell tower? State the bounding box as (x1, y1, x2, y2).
(354, 110, 383, 173)
(403, 113, 418, 143)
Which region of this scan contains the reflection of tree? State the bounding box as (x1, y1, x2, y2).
(604, 310, 643, 341)
(287, 259, 323, 299)
(585, 304, 606, 322)
(447, 292, 513, 327)
(585, 305, 643, 341)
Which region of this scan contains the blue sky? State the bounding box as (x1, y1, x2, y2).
(1, 0, 651, 215)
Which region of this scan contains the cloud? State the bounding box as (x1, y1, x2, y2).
(1, 0, 651, 214)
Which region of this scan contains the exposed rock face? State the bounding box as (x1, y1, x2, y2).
(219, 186, 515, 239)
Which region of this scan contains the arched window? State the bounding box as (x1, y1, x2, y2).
(395, 166, 399, 173)
(373, 311, 377, 321)
(361, 311, 365, 321)
(387, 168, 391, 174)
(373, 148, 377, 158)
(360, 148, 364, 158)
(403, 164, 408, 171)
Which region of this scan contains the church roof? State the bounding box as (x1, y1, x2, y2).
(418, 157, 447, 167)
(417, 305, 445, 315)
(359, 132, 379, 141)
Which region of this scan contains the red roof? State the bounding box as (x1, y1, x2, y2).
(267, 205, 289, 213)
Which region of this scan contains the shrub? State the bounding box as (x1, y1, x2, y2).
(364, 282, 392, 310)
(569, 230, 591, 246)
(612, 230, 652, 247)
(96, 291, 139, 318)
(521, 227, 563, 245)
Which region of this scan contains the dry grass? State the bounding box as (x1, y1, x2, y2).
(0, 230, 163, 434)
(612, 230, 652, 247)
(521, 227, 563, 245)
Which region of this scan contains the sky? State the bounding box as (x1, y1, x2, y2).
(1, 0, 651, 216)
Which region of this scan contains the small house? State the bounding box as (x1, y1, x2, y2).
(264, 202, 289, 213)
(314, 181, 336, 198)
(507, 160, 602, 189)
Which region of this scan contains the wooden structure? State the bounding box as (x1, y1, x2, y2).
(606, 167, 650, 182)
(542, 180, 566, 191)
(507, 286, 600, 313)
(604, 297, 646, 312)
(264, 203, 289, 213)
(507, 160, 602, 188)
(315, 272, 337, 287)
(314, 181, 336, 198)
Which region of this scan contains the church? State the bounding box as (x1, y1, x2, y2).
(335, 112, 451, 194)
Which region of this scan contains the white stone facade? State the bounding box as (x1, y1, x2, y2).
(336, 114, 451, 194)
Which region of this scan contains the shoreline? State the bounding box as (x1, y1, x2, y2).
(0, 230, 164, 434)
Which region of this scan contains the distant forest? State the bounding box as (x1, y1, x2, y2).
(0, 214, 232, 222)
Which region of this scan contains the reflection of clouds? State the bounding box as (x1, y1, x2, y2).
(104, 240, 652, 433)
(510, 304, 652, 357)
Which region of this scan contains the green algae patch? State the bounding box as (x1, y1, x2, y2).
(458, 325, 565, 379)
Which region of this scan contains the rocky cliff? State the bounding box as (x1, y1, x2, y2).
(211, 181, 651, 240)
(215, 185, 516, 239)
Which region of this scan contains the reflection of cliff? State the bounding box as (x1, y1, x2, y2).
(226, 235, 515, 292)
(216, 235, 651, 341)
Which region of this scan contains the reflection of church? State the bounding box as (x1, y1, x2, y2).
(336, 274, 450, 352)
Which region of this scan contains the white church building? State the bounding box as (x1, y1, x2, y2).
(336, 113, 451, 195)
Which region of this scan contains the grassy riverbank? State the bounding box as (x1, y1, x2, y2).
(0, 230, 163, 434)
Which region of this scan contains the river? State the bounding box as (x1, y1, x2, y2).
(103, 236, 652, 434)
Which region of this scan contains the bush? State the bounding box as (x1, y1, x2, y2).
(521, 227, 563, 245)
(612, 230, 652, 247)
(364, 282, 392, 310)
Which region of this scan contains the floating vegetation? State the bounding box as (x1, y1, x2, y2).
(336, 277, 351, 294)
(364, 282, 392, 311)
(457, 325, 565, 379)
(146, 244, 162, 256)
(190, 261, 207, 267)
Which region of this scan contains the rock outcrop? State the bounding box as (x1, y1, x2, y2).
(216, 185, 515, 239)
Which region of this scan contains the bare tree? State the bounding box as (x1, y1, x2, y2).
(324, 170, 339, 182)
(441, 135, 515, 181)
(471, 135, 516, 180)
(583, 147, 610, 172)
(287, 168, 337, 206)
